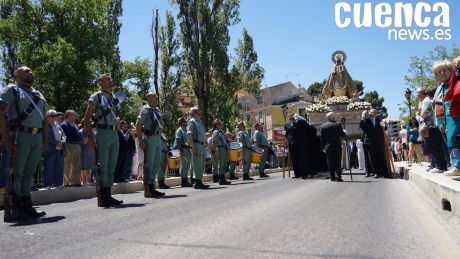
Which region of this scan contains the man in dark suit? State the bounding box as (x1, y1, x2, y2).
(320, 112, 346, 182)
(284, 113, 310, 179)
(360, 109, 387, 178)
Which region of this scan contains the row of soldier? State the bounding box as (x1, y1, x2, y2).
(0, 67, 272, 222)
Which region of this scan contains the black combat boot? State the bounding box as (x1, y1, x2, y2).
(191, 177, 196, 184)
(181, 178, 193, 187)
(98, 188, 112, 208)
(158, 180, 170, 189)
(11, 193, 31, 221)
(194, 179, 209, 189)
(213, 174, 219, 183)
(22, 195, 46, 218)
(243, 174, 253, 181)
(106, 188, 123, 205)
(259, 172, 269, 178)
(148, 184, 165, 198)
(229, 172, 239, 180)
(218, 175, 231, 185)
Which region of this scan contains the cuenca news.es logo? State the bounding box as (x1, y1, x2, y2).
(335, 1, 451, 41)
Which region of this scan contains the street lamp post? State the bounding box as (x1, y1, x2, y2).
(405, 88, 412, 118)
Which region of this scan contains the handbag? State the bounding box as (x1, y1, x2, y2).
(420, 122, 429, 138)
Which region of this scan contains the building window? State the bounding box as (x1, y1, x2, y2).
(245, 101, 250, 111)
(256, 95, 264, 104)
(258, 111, 264, 123)
(246, 114, 251, 122)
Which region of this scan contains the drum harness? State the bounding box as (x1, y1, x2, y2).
(217, 130, 228, 150)
(91, 91, 119, 130)
(240, 131, 253, 151)
(191, 119, 205, 145)
(179, 127, 190, 149)
(8, 86, 42, 132)
(142, 106, 161, 137)
(255, 131, 269, 149)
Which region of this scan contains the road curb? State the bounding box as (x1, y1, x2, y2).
(1, 168, 284, 206)
(394, 162, 460, 217)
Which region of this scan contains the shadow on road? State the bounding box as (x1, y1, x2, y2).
(254, 178, 270, 181)
(228, 182, 256, 186)
(342, 180, 373, 183)
(162, 194, 188, 199)
(121, 239, 380, 259)
(10, 215, 66, 226)
(200, 186, 227, 190)
(111, 203, 146, 209)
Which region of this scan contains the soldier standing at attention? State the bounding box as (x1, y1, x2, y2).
(212, 119, 231, 185)
(84, 73, 123, 207)
(187, 106, 209, 189)
(253, 122, 270, 178)
(1, 66, 47, 221)
(237, 122, 254, 181)
(135, 92, 165, 198)
(175, 117, 193, 187)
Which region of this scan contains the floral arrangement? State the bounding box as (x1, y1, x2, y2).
(325, 96, 350, 105)
(306, 103, 332, 113)
(347, 101, 372, 111)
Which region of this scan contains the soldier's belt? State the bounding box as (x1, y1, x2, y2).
(259, 145, 269, 149)
(180, 145, 191, 149)
(8, 126, 42, 135)
(143, 129, 160, 137)
(96, 124, 117, 131)
(193, 140, 205, 145)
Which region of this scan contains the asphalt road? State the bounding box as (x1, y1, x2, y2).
(1, 171, 460, 259)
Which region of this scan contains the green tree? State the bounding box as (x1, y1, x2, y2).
(173, 0, 240, 127)
(0, 0, 123, 114)
(233, 28, 264, 95)
(120, 57, 152, 123)
(159, 10, 183, 141)
(400, 45, 460, 121)
(353, 80, 364, 96)
(307, 80, 326, 101)
(123, 57, 152, 99)
(0, 0, 18, 85)
(364, 91, 388, 118)
(209, 28, 264, 131)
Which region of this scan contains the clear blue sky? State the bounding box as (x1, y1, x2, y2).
(119, 0, 460, 118)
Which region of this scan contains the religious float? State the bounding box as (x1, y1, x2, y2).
(307, 51, 371, 139)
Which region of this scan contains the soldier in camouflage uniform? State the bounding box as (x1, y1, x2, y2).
(211, 119, 231, 185)
(253, 122, 270, 178)
(84, 73, 123, 207)
(175, 117, 193, 187)
(0, 66, 47, 221)
(187, 106, 209, 189)
(135, 92, 166, 198)
(237, 122, 254, 181)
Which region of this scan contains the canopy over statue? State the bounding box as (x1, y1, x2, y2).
(321, 50, 359, 101)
